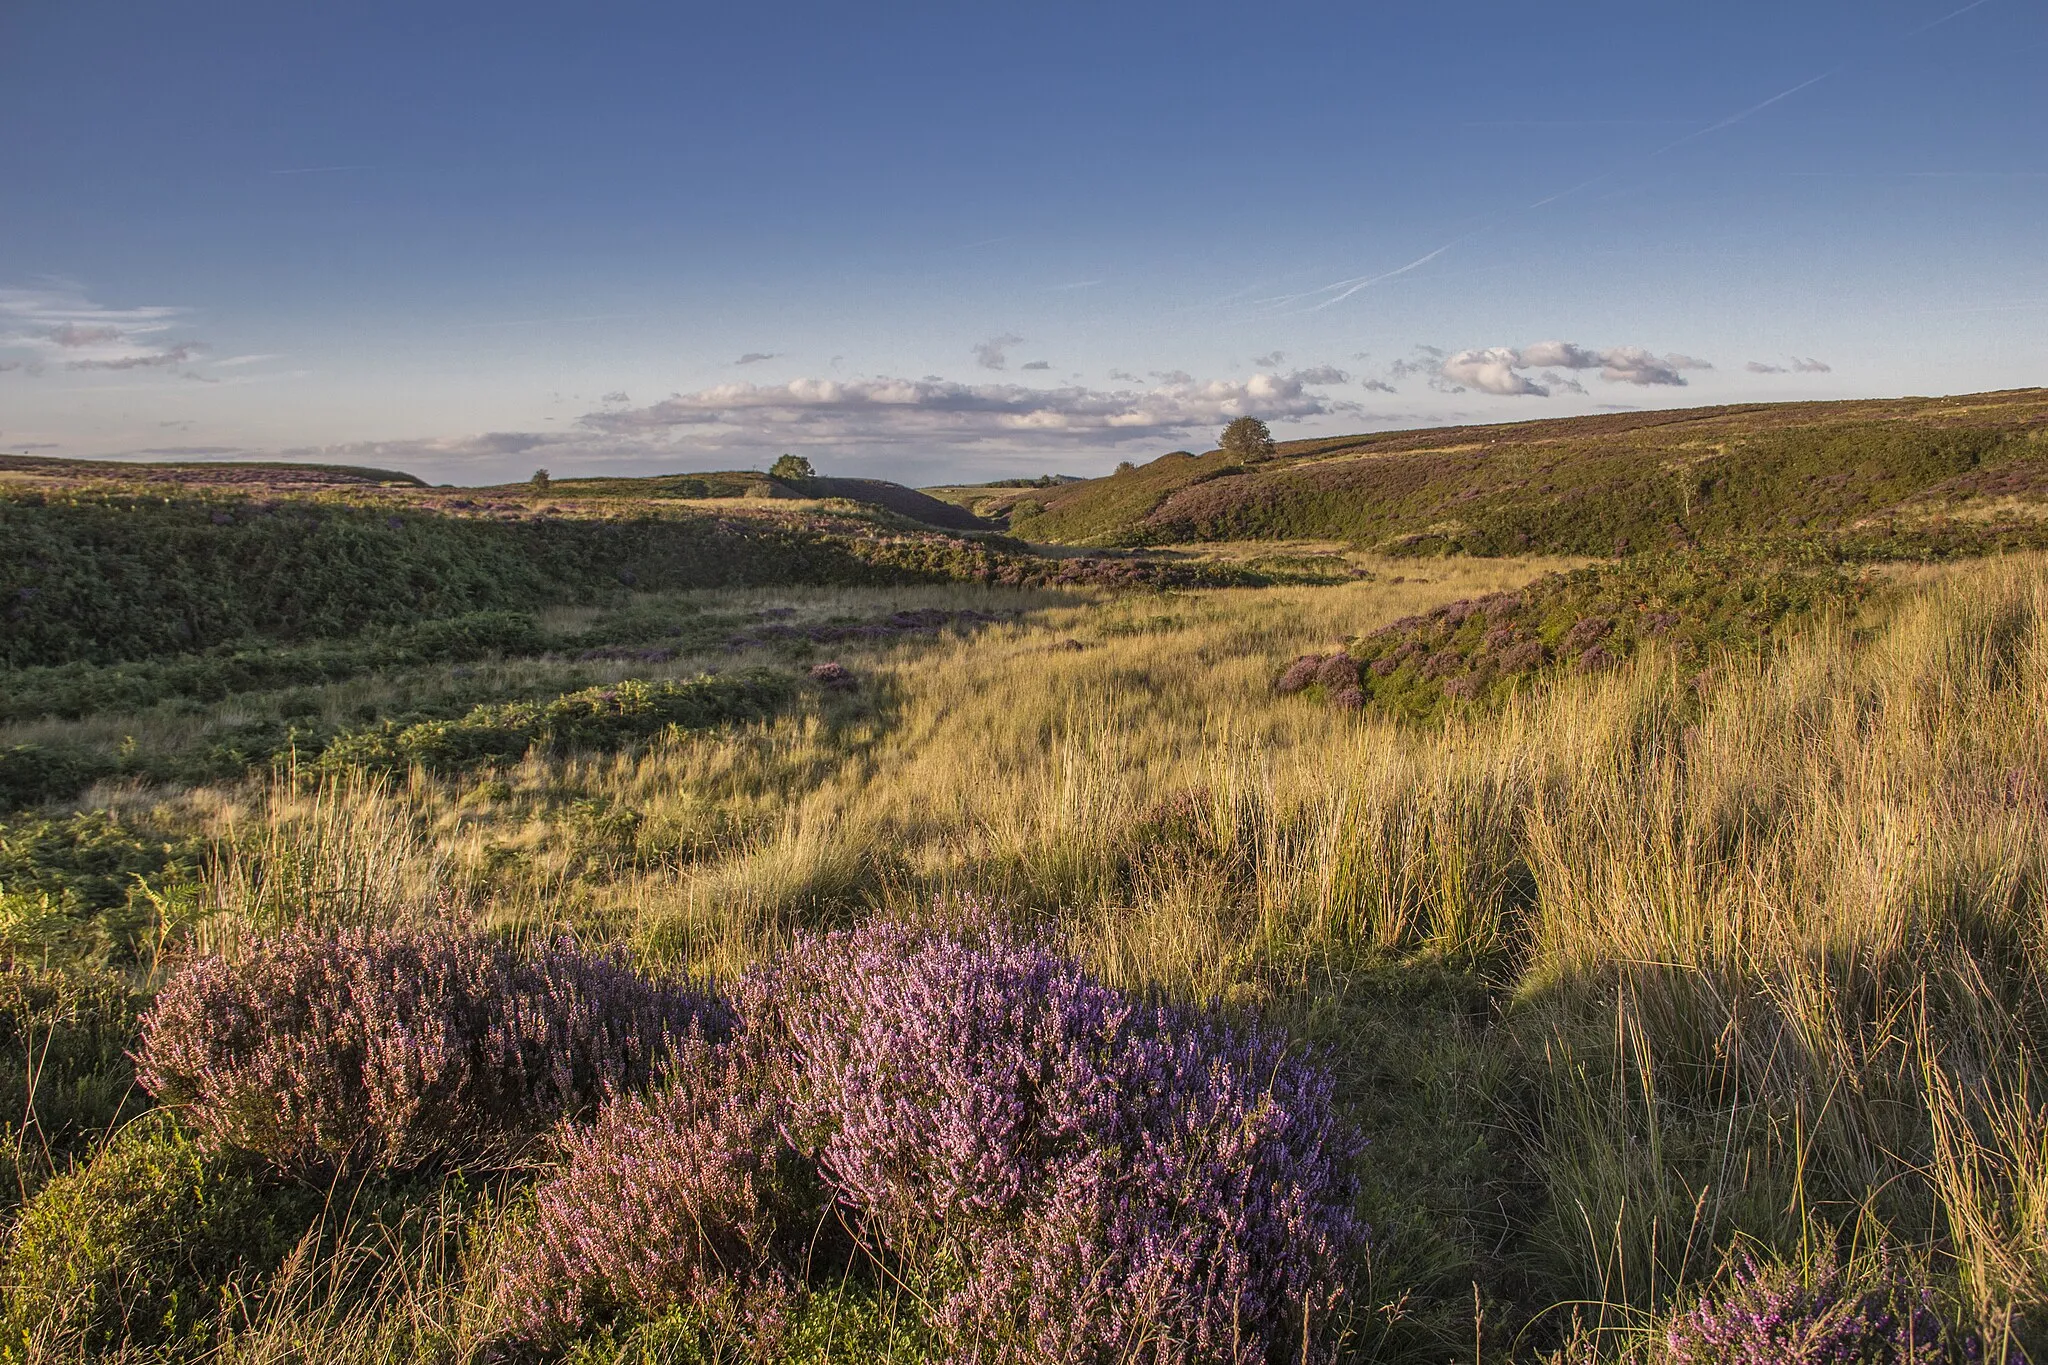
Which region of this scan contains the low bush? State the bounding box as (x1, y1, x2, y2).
(500, 917, 1360, 1361)
(498, 1035, 833, 1349)
(317, 671, 796, 776)
(0, 743, 116, 812)
(134, 925, 727, 1173)
(0, 1116, 315, 1357)
(1568, 1255, 2004, 1365)
(0, 609, 548, 723)
(729, 919, 1355, 1363)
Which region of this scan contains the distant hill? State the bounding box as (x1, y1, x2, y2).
(796, 475, 990, 530)
(0, 453, 425, 487)
(509, 470, 993, 531)
(987, 389, 2048, 558)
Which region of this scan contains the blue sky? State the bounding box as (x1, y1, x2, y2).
(2, 0, 2042, 485)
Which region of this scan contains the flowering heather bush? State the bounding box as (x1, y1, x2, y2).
(497, 1034, 828, 1348)
(1314, 654, 1360, 689)
(135, 925, 725, 1172)
(737, 919, 1363, 1364)
(809, 659, 857, 690)
(1660, 1257, 1978, 1365)
(1561, 615, 1616, 652)
(1274, 654, 1324, 694)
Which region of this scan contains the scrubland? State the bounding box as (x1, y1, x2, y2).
(2, 534, 2045, 1361)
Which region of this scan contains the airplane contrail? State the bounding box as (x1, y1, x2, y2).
(1270, 0, 1998, 315)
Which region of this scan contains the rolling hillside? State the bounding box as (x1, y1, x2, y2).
(988, 388, 2048, 557)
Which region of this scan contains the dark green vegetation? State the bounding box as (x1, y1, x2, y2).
(0, 476, 1255, 673)
(317, 672, 795, 776)
(1280, 554, 1880, 720)
(990, 388, 2048, 556)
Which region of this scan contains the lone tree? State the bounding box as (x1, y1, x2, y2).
(1219, 417, 1276, 463)
(770, 453, 816, 481)
(529, 468, 551, 494)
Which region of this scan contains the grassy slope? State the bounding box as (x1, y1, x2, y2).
(1000, 388, 2048, 554)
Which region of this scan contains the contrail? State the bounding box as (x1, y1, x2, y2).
(1272, 0, 1998, 315)
(1906, 0, 1996, 37)
(1652, 69, 1839, 156)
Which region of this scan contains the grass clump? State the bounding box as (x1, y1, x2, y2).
(0, 967, 143, 1207)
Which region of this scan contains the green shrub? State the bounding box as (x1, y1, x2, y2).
(316, 672, 798, 777)
(0, 967, 142, 1207)
(0, 744, 116, 812)
(0, 813, 200, 966)
(0, 1118, 314, 1356)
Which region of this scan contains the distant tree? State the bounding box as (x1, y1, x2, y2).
(1115, 460, 1136, 475)
(770, 454, 816, 481)
(1219, 417, 1276, 463)
(529, 468, 551, 494)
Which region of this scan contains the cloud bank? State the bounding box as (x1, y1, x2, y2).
(1431, 341, 1710, 396)
(580, 369, 1358, 449)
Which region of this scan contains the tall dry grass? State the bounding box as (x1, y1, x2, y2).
(169, 551, 2048, 1346)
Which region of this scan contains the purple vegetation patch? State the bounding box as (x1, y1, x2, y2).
(1663, 1257, 1987, 1365)
(731, 919, 1363, 1363)
(135, 925, 724, 1173)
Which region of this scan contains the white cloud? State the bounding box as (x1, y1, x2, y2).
(1436, 340, 1703, 396)
(1792, 356, 1832, 373)
(1360, 378, 1397, 394)
(1594, 346, 1686, 387)
(1253, 350, 1288, 368)
(0, 285, 203, 375)
(971, 334, 1025, 370)
(1746, 360, 1786, 374)
(1443, 348, 1551, 396)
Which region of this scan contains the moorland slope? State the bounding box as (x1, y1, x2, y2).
(985, 387, 2048, 557)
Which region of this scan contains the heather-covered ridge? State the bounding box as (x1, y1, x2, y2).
(1277, 552, 1880, 720)
(988, 387, 2048, 556)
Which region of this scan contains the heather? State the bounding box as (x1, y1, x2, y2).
(996, 388, 2048, 554)
(134, 924, 726, 1173)
(1560, 1257, 2007, 1365)
(1277, 552, 1876, 719)
(504, 919, 1360, 1363)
